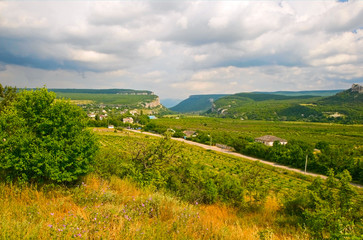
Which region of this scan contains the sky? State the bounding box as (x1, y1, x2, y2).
(0, 1, 362, 99)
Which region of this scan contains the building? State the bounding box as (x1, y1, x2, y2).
(123, 117, 134, 124)
(129, 109, 138, 115)
(183, 130, 197, 138)
(255, 135, 288, 146)
(148, 115, 157, 120)
(108, 125, 114, 129)
(99, 114, 107, 120)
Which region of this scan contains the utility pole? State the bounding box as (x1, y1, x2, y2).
(304, 154, 308, 174)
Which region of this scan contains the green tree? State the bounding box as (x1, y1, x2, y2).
(0, 83, 17, 112)
(284, 170, 361, 239)
(0, 88, 98, 183)
(128, 132, 181, 187)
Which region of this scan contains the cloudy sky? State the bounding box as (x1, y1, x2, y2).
(0, 1, 362, 99)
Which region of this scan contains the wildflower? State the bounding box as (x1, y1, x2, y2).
(50, 213, 54, 216)
(48, 224, 53, 228)
(141, 203, 145, 207)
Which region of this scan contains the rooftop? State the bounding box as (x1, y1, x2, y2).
(255, 135, 287, 142)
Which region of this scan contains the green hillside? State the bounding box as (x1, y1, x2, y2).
(260, 89, 342, 96)
(171, 90, 341, 114)
(315, 85, 363, 122)
(207, 85, 363, 123)
(170, 94, 228, 113)
(49, 88, 153, 95)
(319, 85, 363, 105)
(56, 92, 157, 105)
(209, 92, 322, 121)
(51, 89, 158, 107)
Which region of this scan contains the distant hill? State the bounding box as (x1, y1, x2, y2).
(258, 90, 342, 97)
(314, 84, 363, 122)
(160, 98, 183, 108)
(318, 84, 363, 105)
(49, 88, 154, 95)
(51, 88, 161, 108)
(170, 94, 228, 113)
(209, 92, 321, 120)
(207, 84, 363, 123)
(171, 89, 342, 113)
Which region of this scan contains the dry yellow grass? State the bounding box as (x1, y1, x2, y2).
(0, 175, 309, 240)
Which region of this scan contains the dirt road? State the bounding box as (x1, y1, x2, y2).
(126, 129, 362, 189)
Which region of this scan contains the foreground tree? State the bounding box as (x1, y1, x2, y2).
(0, 83, 17, 112)
(284, 170, 361, 239)
(0, 87, 98, 183)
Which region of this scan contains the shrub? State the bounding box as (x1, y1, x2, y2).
(0, 88, 98, 183)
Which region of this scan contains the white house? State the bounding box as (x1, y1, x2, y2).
(123, 117, 134, 124)
(129, 109, 138, 115)
(255, 135, 288, 146)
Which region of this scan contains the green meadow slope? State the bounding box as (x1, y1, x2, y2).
(207, 86, 363, 123)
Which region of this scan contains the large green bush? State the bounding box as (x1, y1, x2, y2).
(0, 88, 98, 183)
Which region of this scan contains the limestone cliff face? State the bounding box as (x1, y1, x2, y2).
(143, 97, 161, 108)
(351, 84, 363, 93)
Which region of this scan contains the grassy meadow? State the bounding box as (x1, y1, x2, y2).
(0, 129, 361, 239)
(0, 174, 309, 240)
(0, 129, 312, 240)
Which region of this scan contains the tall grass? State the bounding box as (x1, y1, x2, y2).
(0, 175, 308, 239)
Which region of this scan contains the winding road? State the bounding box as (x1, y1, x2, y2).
(126, 129, 362, 189)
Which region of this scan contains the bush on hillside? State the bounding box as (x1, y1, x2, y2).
(0, 87, 98, 183)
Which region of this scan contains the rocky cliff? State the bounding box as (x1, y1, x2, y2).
(351, 83, 363, 93)
(143, 97, 161, 108)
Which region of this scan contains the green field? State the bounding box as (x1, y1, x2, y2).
(145, 117, 363, 183)
(153, 117, 363, 146)
(92, 130, 363, 238)
(56, 92, 157, 105)
(96, 130, 313, 195)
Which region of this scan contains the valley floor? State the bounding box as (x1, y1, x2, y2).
(127, 129, 362, 189)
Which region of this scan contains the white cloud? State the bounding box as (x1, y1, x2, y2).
(70, 49, 117, 63)
(138, 40, 162, 59)
(177, 16, 188, 29)
(0, 1, 362, 99)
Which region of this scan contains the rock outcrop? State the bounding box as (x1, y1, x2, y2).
(143, 97, 161, 108)
(351, 83, 363, 93)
